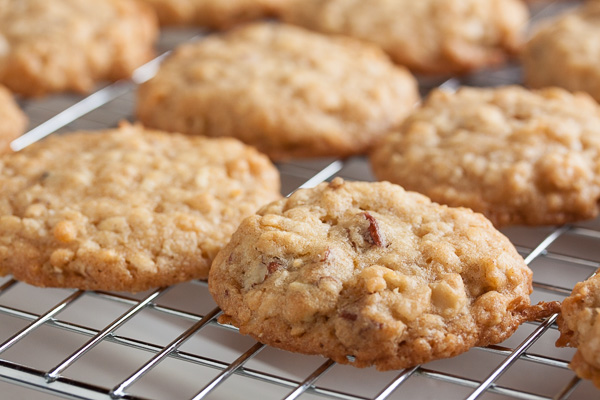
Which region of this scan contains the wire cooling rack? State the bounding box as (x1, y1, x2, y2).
(2, 2, 599, 399)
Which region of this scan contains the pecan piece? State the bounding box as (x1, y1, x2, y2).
(340, 311, 358, 321)
(267, 261, 282, 274)
(363, 212, 385, 247)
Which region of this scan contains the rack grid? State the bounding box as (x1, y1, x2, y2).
(1, 1, 598, 399)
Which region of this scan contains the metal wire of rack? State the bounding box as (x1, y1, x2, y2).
(1, 1, 599, 399)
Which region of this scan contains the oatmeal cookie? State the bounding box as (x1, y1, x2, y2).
(0, 123, 281, 292)
(209, 178, 559, 370)
(370, 86, 600, 227)
(276, 0, 528, 75)
(136, 23, 419, 160)
(140, 0, 282, 28)
(0, 85, 27, 154)
(0, 0, 158, 97)
(523, 2, 600, 103)
(557, 273, 600, 389)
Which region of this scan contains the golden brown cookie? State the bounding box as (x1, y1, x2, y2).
(0, 124, 281, 292)
(139, 0, 282, 28)
(209, 178, 559, 370)
(276, 0, 528, 75)
(370, 86, 600, 227)
(136, 23, 419, 161)
(557, 272, 600, 389)
(523, 2, 600, 103)
(0, 85, 27, 154)
(0, 0, 158, 97)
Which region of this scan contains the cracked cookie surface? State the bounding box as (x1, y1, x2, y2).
(557, 273, 600, 389)
(370, 86, 600, 227)
(136, 23, 419, 160)
(0, 124, 281, 292)
(209, 178, 558, 370)
(276, 0, 528, 74)
(0, 0, 158, 96)
(0, 85, 26, 154)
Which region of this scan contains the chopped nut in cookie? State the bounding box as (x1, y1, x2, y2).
(209, 179, 558, 370)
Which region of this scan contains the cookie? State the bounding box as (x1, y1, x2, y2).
(370, 86, 600, 227)
(523, 2, 600, 103)
(0, 85, 27, 154)
(557, 272, 600, 389)
(136, 23, 419, 161)
(0, 0, 158, 97)
(209, 178, 559, 370)
(139, 0, 281, 28)
(0, 123, 281, 292)
(276, 0, 528, 75)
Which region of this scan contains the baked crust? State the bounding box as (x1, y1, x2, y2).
(277, 0, 528, 75)
(140, 0, 283, 28)
(523, 2, 600, 103)
(209, 178, 558, 370)
(370, 86, 600, 227)
(137, 23, 419, 160)
(0, 0, 158, 96)
(0, 124, 281, 292)
(557, 273, 600, 389)
(0, 85, 27, 153)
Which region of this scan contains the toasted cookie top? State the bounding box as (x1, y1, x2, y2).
(370, 86, 600, 227)
(277, 0, 528, 74)
(0, 0, 158, 96)
(0, 85, 27, 154)
(523, 2, 600, 103)
(209, 178, 557, 370)
(0, 124, 281, 292)
(557, 273, 600, 389)
(140, 0, 282, 28)
(136, 23, 419, 160)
